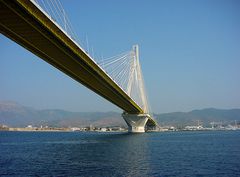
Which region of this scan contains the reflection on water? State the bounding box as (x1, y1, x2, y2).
(0, 131, 240, 176)
(96, 133, 151, 176)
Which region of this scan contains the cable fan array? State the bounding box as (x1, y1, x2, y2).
(98, 48, 149, 113)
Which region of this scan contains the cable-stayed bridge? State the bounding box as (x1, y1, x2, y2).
(0, 0, 158, 132)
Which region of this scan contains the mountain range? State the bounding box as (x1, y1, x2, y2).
(0, 101, 240, 127)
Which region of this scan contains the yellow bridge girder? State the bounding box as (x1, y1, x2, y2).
(0, 0, 144, 114)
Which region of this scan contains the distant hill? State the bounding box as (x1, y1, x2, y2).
(0, 101, 240, 127)
(0, 101, 123, 127)
(154, 108, 240, 127)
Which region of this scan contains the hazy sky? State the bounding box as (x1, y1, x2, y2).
(1, 0, 240, 113)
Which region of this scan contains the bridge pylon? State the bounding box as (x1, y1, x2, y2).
(122, 112, 151, 133)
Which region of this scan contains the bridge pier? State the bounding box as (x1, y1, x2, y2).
(122, 113, 149, 133)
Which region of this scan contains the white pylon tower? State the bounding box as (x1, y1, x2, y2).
(133, 45, 149, 113)
(127, 45, 149, 113)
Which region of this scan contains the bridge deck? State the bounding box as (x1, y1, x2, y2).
(0, 0, 144, 114)
(0, 0, 158, 127)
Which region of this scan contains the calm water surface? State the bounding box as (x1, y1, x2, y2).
(0, 131, 240, 177)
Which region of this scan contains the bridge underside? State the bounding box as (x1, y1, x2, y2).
(0, 0, 142, 113)
(0, 0, 159, 132)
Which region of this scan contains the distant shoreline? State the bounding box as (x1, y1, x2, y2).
(1, 128, 239, 133)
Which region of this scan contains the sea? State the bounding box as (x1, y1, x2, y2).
(0, 131, 240, 177)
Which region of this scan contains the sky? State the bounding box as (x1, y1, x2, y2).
(1, 0, 240, 113)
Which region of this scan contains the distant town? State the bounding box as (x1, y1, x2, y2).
(1, 121, 239, 132)
(0, 124, 126, 132)
(159, 120, 240, 131)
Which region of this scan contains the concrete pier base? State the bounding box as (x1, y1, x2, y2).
(122, 113, 150, 133)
